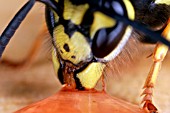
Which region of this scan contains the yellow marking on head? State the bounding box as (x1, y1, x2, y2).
(77, 63, 105, 89)
(63, 0, 89, 25)
(55, 0, 59, 2)
(90, 11, 116, 38)
(123, 0, 135, 20)
(155, 0, 170, 5)
(52, 49, 60, 74)
(53, 10, 59, 23)
(53, 25, 92, 64)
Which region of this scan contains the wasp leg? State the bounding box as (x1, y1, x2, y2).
(142, 19, 170, 113)
(0, 26, 47, 69)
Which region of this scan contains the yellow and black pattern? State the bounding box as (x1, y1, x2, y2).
(1, 0, 168, 89)
(47, 0, 135, 89)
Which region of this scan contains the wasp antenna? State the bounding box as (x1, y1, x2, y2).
(0, 0, 35, 58)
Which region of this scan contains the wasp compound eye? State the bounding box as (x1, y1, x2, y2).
(92, 23, 127, 58)
(91, 0, 135, 62)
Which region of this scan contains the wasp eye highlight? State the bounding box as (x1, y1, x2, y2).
(111, 1, 124, 15)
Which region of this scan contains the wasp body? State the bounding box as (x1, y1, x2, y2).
(0, 0, 170, 112)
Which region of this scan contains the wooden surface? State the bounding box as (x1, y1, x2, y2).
(14, 90, 146, 113)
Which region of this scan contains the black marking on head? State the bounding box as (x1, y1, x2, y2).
(74, 76, 85, 90)
(80, 8, 95, 38)
(63, 43, 70, 52)
(58, 64, 64, 84)
(63, 20, 78, 37)
(53, 1, 95, 39)
(60, 50, 63, 53)
(56, 19, 79, 38)
(71, 55, 76, 59)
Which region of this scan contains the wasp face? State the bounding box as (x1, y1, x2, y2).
(46, 0, 135, 89)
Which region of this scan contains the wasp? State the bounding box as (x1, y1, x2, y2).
(0, 0, 170, 112)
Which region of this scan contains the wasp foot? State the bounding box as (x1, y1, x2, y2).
(141, 87, 158, 113)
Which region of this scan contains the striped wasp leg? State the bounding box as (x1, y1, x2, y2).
(0, 0, 35, 58)
(142, 18, 170, 113)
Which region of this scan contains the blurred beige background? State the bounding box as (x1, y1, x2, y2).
(0, 0, 170, 113)
(0, 0, 61, 112)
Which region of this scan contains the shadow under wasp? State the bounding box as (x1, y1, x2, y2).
(0, 0, 170, 112)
